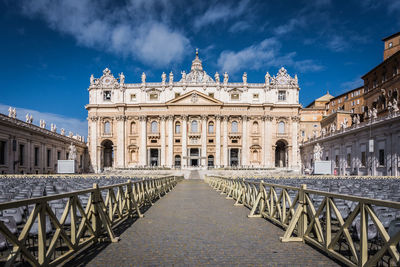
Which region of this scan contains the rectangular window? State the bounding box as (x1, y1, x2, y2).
(208, 139, 214, 143)
(57, 151, 61, 160)
(253, 93, 259, 100)
(0, 141, 5, 165)
(357, 99, 360, 104)
(130, 94, 136, 101)
(80, 155, 83, 167)
(175, 139, 180, 143)
(231, 93, 240, 100)
(278, 91, 286, 101)
(34, 147, 39, 166)
(149, 93, 158, 101)
(335, 155, 339, 167)
(47, 149, 51, 167)
(103, 91, 111, 100)
(208, 93, 214, 98)
(232, 140, 238, 144)
(347, 154, 351, 166)
(150, 140, 157, 143)
(19, 144, 25, 166)
(361, 151, 366, 167)
(175, 93, 180, 98)
(379, 149, 385, 166)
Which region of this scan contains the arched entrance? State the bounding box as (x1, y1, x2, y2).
(275, 140, 287, 167)
(101, 140, 114, 168)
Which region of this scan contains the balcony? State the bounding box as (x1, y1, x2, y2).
(148, 132, 160, 139)
(229, 132, 242, 139)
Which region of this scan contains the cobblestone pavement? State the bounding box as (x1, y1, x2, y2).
(80, 179, 340, 266)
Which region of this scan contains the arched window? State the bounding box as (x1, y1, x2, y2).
(130, 122, 136, 134)
(104, 121, 111, 134)
(278, 121, 285, 134)
(231, 121, 238, 133)
(175, 122, 181, 134)
(151, 121, 158, 133)
(191, 120, 198, 132)
(252, 121, 259, 133)
(208, 122, 214, 133)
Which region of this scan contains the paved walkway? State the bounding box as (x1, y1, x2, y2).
(74, 180, 340, 266)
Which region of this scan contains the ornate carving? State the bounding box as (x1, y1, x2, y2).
(115, 115, 126, 121)
(270, 67, 298, 86)
(313, 143, 323, 161)
(160, 115, 167, 121)
(223, 72, 229, 84)
(291, 116, 300, 122)
(168, 115, 174, 121)
(8, 107, 16, 119)
(89, 116, 99, 121)
(181, 50, 214, 84)
(201, 115, 208, 121)
(191, 92, 199, 103)
(139, 115, 147, 122)
(181, 115, 188, 121)
(241, 115, 248, 121)
(242, 72, 247, 84)
(216, 115, 221, 121)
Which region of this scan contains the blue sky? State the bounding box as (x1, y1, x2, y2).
(1, 0, 399, 137)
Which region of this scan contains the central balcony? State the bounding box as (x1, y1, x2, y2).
(229, 132, 242, 139)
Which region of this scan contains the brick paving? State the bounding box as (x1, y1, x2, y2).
(76, 179, 340, 266)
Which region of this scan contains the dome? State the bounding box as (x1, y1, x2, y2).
(181, 49, 214, 84)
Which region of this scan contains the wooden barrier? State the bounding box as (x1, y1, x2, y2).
(206, 175, 400, 267)
(0, 175, 183, 266)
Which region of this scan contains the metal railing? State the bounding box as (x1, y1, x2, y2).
(0, 175, 183, 266)
(205, 176, 400, 266)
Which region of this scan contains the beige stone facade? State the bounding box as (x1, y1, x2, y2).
(86, 52, 301, 172)
(0, 113, 87, 174)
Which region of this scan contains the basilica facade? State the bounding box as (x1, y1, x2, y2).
(86, 51, 301, 173)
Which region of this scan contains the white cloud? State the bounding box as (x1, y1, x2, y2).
(0, 104, 87, 138)
(229, 21, 251, 33)
(274, 18, 305, 36)
(326, 35, 348, 52)
(340, 76, 363, 90)
(217, 38, 323, 75)
(194, 0, 250, 30)
(19, 0, 190, 67)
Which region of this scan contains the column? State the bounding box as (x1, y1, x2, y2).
(139, 116, 147, 166)
(116, 115, 126, 168)
(241, 115, 248, 166)
(223, 116, 228, 166)
(262, 116, 266, 167)
(167, 115, 174, 167)
(160, 116, 166, 166)
(215, 115, 221, 166)
(264, 116, 273, 168)
(291, 116, 299, 169)
(201, 115, 207, 167)
(89, 116, 98, 172)
(182, 115, 188, 167)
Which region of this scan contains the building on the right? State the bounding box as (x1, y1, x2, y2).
(300, 32, 400, 176)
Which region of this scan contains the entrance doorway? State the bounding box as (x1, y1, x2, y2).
(102, 140, 113, 168)
(150, 149, 159, 166)
(174, 155, 181, 168)
(190, 148, 199, 166)
(275, 140, 287, 167)
(230, 148, 239, 166)
(208, 155, 214, 167)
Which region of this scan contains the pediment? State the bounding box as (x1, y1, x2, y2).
(167, 90, 223, 105)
